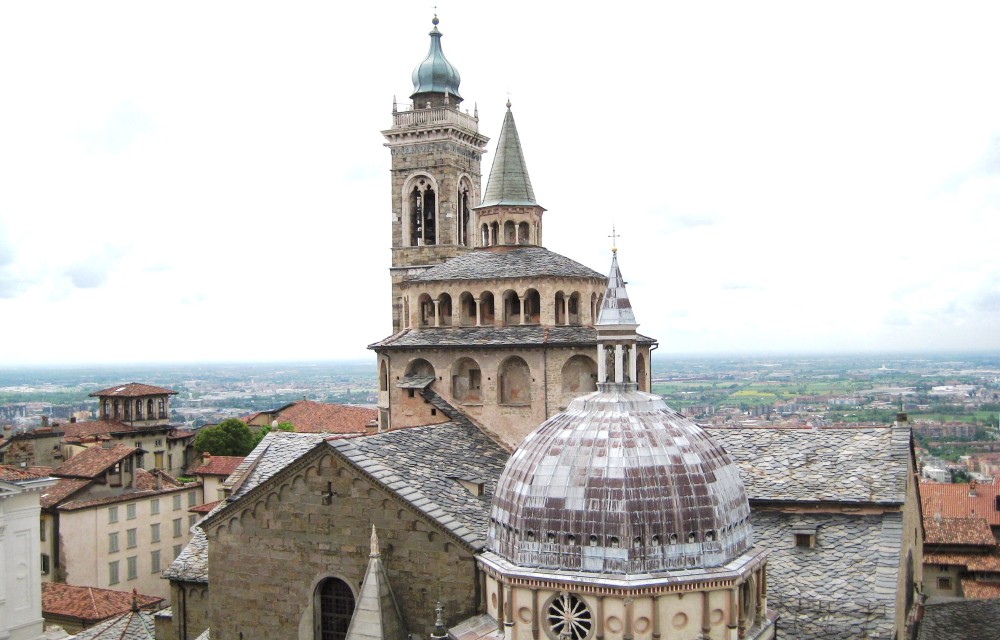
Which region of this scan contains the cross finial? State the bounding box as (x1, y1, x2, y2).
(609, 225, 620, 254)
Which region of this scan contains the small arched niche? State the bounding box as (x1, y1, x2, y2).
(498, 356, 532, 405)
(451, 357, 483, 404)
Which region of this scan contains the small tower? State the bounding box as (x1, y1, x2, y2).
(383, 16, 490, 332)
(473, 101, 546, 248)
(595, 247, 640, 387)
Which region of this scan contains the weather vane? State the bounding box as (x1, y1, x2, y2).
(609, 225, 620, 253)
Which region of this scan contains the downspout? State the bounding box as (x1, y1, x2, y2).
(542, 329, 549, 419)
(648, 342, 659, 391)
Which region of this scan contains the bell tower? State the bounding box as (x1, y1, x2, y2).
(382, 16, 489, 332)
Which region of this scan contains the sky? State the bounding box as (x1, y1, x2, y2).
(1, 1, 999, 366)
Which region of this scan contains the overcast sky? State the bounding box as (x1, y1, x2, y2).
(1, 1, 998, 366)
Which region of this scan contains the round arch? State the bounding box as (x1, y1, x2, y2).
(561, 355, 598, 396)
(451, 357, 483, 404)
(498, 356, 532, 405)
(312, 576, 356, 640)
(404, 358, 436, 379)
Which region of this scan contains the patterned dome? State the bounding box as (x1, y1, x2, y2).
(410, 16, 462, 101)
(488, 387, 753, 574)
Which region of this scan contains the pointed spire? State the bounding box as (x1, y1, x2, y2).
(597, 250, 638, 327)
(131, 588, 139, 612)
(480, 104, 538, 207)
(344, 527, 407, 640)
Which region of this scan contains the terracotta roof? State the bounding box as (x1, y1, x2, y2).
(190, 500, 221, 514)
(0, 464, 52, 481)
(188, 455, 244, 477)
(60, 420, 134, 439)
(924, 516, 996, 546)
(42, 583, 162, 624)
(167, 429, 195, 441)
(59, 482, 193, 511)
(52, 445, 135, 479)
(962, 579, 1000, 599)
(40, 478, 91, 508)
(89, 383, 178, 398)
(133, 468, 183, 491)
(272, 401, 376, 434)
(920, 479, 1000, 527)
(923, 550, 1000, 572)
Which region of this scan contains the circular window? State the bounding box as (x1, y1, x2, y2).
(545, 592, 593, 640)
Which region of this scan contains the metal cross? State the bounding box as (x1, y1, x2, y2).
(608, 225, 621, 252)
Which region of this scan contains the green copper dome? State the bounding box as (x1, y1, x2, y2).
(410, 16, 462, 102)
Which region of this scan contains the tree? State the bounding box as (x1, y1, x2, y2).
(193, 418, 257, 456)
(252, 421, 295, 446)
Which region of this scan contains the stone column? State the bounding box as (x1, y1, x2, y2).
(503, 584, 514, 635)
(433, 300, 441, 327)
(614, 345, 624, 383)
(624, 597, 634, 640)
(702, 591, 711, 638)
(595, 596, 605, 640)
(597, 343, 607, 383)
(562, 297, 569, 325)
(628, 346, 638, 383)
(475, 298, 482, 326)
(651, 595, 661, 640)
(729, 588, 738, 637)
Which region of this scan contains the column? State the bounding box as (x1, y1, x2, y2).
(433, 300, 441, 327)
(702, 591, 711, 638)
(614, 345, 624, 383)
(624, 597, 634, 640)
(597, 343, 607, 382)
(629, 346, 638, 383)
(562, 297, 569, 325)
(475, 298, 482, 326)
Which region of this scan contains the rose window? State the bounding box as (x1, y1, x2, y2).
(546, 592, 593, 640)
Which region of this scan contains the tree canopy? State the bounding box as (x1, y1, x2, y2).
(193, 418, 257, 456)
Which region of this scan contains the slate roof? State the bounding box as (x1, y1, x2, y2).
(707, 425, 909, 504)
(223, 432, 328, 501)
(188, 455, 245, 477)
(71, 609, 156, 640)
(163, 526, 209, 583)
(89, 383, 177, 398)
(370, 325, 655, 350)
(753, 510, 902, 639)
(42, 583, 162, 624)
(596, 252, 637, 326)
(268, 401, 377, 434)
(52, 445, 135, 479)
(194, 630, 211, 640)
(328, 420, 509, 550)
(920, 478, 1000, 527)
(405, 246, 603, 282)
(916, 597, 1000, 640)
(923, 516, 996, 546)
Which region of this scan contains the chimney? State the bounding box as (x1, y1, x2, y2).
(896, 412, 908, 424)
(202, 452, 212, 465)
(155, 470, 162, 490)
(366, 419, 378, 435)
(70, 416, 76, 423)
(969, 478, 978, 497)
(41, 416, 49, 428)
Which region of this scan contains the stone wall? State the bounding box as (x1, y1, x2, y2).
(166, 582, 210, 640)
(204, 450, 481, 640)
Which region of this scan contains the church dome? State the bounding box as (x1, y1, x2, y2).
(488, 390, 753, 573)
(410, 16, 462, 102)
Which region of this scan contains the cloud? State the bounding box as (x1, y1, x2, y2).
(62, 246, 127, 290)
(81, 103, 155, 155)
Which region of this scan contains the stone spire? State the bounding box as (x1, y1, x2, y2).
(596, 248, 639, 386)
(480, 102, 538, 207)
(344, 527, 407, 640)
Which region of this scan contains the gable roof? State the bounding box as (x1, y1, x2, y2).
(920, 478, 1000, 527)
(327, 420, 509, 551)
(188, 456, 245, 477)
(40, 478, 91, 508)
(52, 445, 135, 479)
(271, 401, 376, 434)
(707, 425, 909, 504)
(0, 464, 51, 481)
(89, 383, 177, 398)
(163, 527, 209, 584)
(42, 583, 162, 624)
(59, 420, 174, 441)
(406, 246, 603, 282)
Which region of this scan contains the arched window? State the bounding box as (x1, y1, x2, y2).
(451, 357, 483, 404)
(147, 399, 154, 418)
(408, 179, 437, 247)
(561, 355, 597, 396)
(502, 290, 521, 326)
(518, 221, 530, 245)
(417, 293, 435, 327)
(498, 356, 531, 405)
(135, 400, 143, 420)
(437, 293, 453, 326)
(479, 291, 495, 326)
(555, 291, 566, 325)
(481, 223, 490, 247)
(379, 361, 388, 392)
(458, 182, 472, 246)
(458, 292, 476, 326)
(490, 221, 500, 246)
(523, 289, 540, 324)
(405, 358, 436, 380)
(503, 221, 516, 244)
(568, 292, 581, 325)
(315, 577, 355, 640)
(157, 399, 165, 419)
(590, 293, 599, 324)
(637, 353, 648, 392)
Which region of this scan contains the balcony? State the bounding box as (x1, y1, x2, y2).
(391, 106, 479, 132)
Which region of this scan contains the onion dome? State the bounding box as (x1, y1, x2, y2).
(487, 250, 753, 574)
(410, 15, 462, 103)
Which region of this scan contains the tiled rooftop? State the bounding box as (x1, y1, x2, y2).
(42, 583, 162, 623)
(406, 246, 603, 282)
(89, 383, 178, 398)
(961, 579, 1000, 599)
(0, 464, 52, 481)
(707, 425, 909, 504)
(370, 325, 656, 350)
(923, 550, 1000, 572)
(328, 420, 509, 550)
(916, 597, 1000, 640)
(188, 455, 245, 477)
(71, 608, 156, 640)
(52, 445, 135, 479)
(40, 478, 91, 508)
(271, 401, 377, 434)
(923, 516, 996, 546)
(920, 478, 1000, 527)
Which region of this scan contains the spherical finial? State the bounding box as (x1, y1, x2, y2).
(432, 14, 439, 26)
(506, 99, 512, 109)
